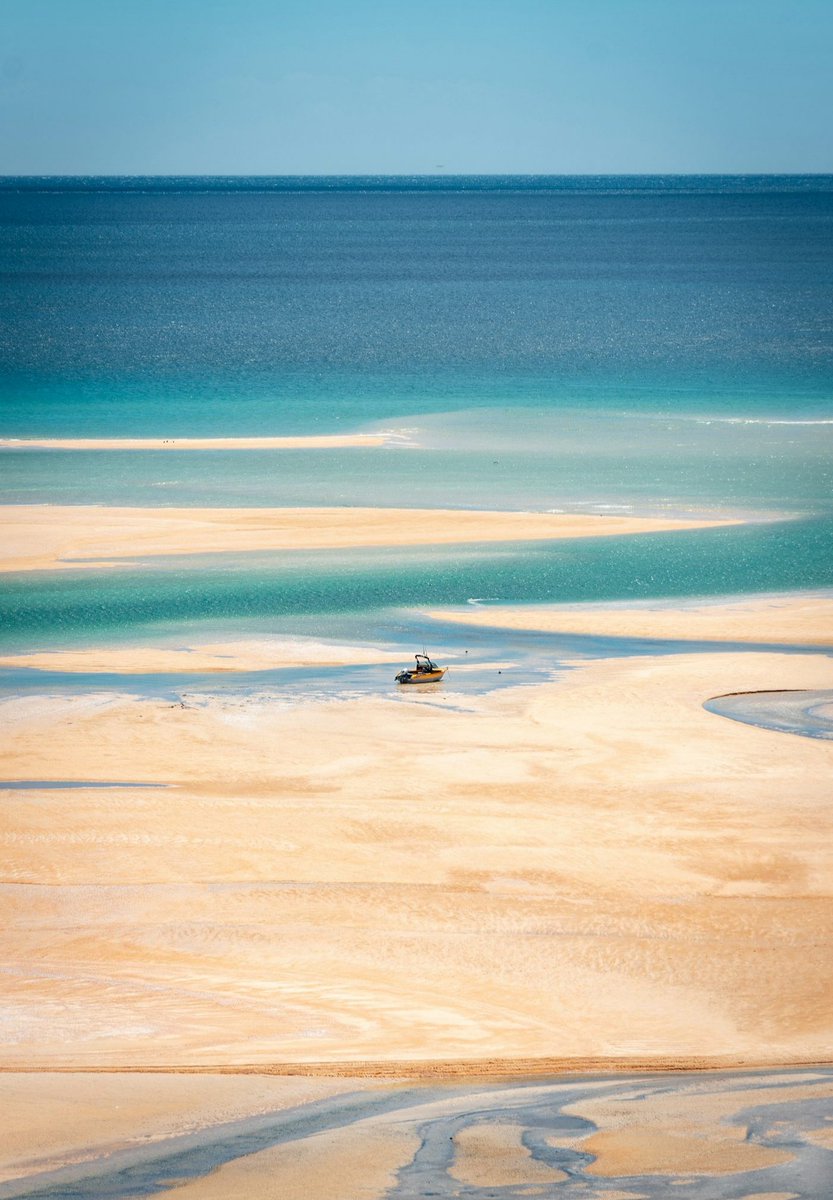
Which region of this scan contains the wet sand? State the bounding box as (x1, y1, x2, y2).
(0, 1073, 378, 1187)
(0, 505, 737, 572)
(1, 1069, 830, 1199)
(431, 591, 833, 645)
(565, 1076, 833, 1177)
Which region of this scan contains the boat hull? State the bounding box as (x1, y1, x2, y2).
(395, 669, 446, 685)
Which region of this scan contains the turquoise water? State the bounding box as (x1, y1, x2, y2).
(2, 521, 832, 654)
(1, 177, 832, 655)
(2, 409, 832, 515)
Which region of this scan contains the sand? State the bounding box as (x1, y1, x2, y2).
(578, 1129, 791, 1176)
(430, 592, 833, 646)
(566, 1078, 833, 1176)
(449, 1122, 567, 1186)
(162, 1121, 421, 1200)
(0, 434, 388, 451)
(2, 574, 831, 1191)
(0, 505, 736, 572)
(1, 647, 831, 1069)
(804, 1124, 833, 1150)
(0, 637, 404, 675)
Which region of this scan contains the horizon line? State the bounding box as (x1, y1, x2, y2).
(3, 171, 833, 178)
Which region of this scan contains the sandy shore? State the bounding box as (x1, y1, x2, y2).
(0, 505, 735, 573)
(0, 434, 389, 451)
(1, 648, 831, 1069)
(0, 637, 405, 675)
(431, 591, 833, 646)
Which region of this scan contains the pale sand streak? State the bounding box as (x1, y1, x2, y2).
(431, 592, 833, 646)
(565, 1079, 833, 1176)
(0, 505, 737, 573)
(1, 647, 831, 1069)
(0, 434, 387, 451)
(449, 1122, 567, 1186)
(0, 638, 405, 675)
(153, 1123, 421, 1200)
(0, 1074, 375, 1186)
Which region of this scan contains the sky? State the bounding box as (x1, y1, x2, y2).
(1, 0, 832, 175)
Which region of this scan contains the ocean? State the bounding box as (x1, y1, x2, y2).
(1, 175, 832, 655)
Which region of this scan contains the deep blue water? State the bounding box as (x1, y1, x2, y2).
(2, 175, 832, 435)
(1, 176, 831, 651)
(5, 175, 833, 191)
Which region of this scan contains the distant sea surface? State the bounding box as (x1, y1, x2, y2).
(1, 176, 832, 650)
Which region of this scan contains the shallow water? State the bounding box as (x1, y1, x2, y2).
(705, 688, 833, 740)
(2, 520, 833, 655)
(2, 409, 832, 515)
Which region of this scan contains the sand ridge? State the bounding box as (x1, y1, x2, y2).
(430, 591, 833, 646)
(0, 637, 405, 675)
(0, 504, 739, 573)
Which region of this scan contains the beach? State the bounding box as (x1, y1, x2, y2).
(2, 174, 832, 1196)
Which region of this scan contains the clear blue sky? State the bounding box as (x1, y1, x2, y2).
(2, 0, 831, 174)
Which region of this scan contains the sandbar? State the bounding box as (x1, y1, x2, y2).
(0, 637, 404, 675)
(1, 648, 831, 1069)
(0, 505, 736, 573)
(430, 591, 833, 646)
(0, 434, 388, 451)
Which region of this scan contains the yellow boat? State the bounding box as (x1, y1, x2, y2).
(395, 653, 446, 685)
